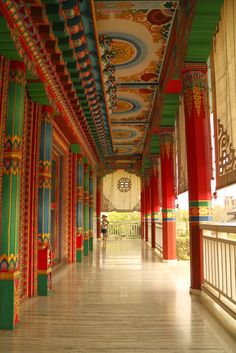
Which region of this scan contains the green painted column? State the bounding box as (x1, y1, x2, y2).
(0, 61, 26, 329)
(76, 153, 84, 262)
(37, 106, 53, 296)
(83, 162, 89, 256)
(89, 167, 94, 251)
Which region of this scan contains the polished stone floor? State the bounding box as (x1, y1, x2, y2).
(0, 239, 235, 353)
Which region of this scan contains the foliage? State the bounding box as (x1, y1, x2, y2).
(176, 237, 190, 260)
(104, 211, 140, 222)
(175, 209, 190, 259)
(176, 209, 189, 237)
(212, 205, 232, 222)
(105, 212, 141, 238)
(175, 209, 189, 223)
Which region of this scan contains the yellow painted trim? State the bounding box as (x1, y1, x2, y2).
(0, 271, 20, 280)
(38, 268, 52, 275)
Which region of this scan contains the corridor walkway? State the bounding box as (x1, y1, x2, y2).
(0, 239, 235, 353)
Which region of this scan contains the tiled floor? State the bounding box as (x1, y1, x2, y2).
(0, 239, 235, 353)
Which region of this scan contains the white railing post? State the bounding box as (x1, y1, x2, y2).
(200, 223, 236, 319)
(107, 221, 141, 239)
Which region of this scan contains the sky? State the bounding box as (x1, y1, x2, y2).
(177, 183, 236, 210)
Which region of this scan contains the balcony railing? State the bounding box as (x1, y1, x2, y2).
(107, 221, 141, 239)
(145, 221, 236, 317)
(200, 223, 236, 319)
(155, 222, 163, 255)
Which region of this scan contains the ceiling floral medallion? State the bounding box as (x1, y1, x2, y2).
(115, 147, 132, 154)
(112, 97, 141, 114)
(113, 99, 134, 114)
(113, 129, 136, 140)
(114, 2, 178, 43)
(112, 39, 137, 66)
(147, 8, 173, 26)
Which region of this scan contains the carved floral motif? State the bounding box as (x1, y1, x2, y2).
(218, 120, 236, 176)
(183, 71, 209, 119)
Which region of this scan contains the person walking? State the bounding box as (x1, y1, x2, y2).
(101, 215, 109, 240)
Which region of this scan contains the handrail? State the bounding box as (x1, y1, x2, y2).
(155, 222, 163, 256)
(201, 222, 236, 319)
(200, 222, 236, 234)
(203, 235, 236, 245)
(107, 221, 141, 238)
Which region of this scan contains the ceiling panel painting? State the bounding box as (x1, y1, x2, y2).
(95, 1, 178, 83)
(95, 1, 179, 157)
(113, 124, 146, 143)
(113, 144, 143, 155)
(111, 85, 156, 122)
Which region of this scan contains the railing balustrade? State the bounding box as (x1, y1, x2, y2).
(107, 221, 141, 238)
(106, 220, 236, 318)
(155, 222, 163, 256)
(148, 220, 152, 242)
(141, 220, 235, 318)
(200, 223, 236, 319)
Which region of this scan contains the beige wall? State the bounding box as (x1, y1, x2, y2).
(102, 169, 140, 212)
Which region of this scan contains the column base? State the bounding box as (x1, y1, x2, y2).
(76, 249, 82, 262)
(162, 220, 176, 259)
(38, 270, 52, 296)
(0, 271, 20, 330)
(189, 288, 201, 296)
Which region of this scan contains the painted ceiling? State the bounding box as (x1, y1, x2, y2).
(94, 0, 179, 158)
(0, 0, 224, 171)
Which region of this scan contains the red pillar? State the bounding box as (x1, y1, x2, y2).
(67, 150, 77, 263)
(160, 130, 176, 261)
(150, 156, 160, 248)
(96, 176, 101, 239)
(142, 178, 146, 240)
(144, 176, 151, 242)
(140, 179, 145, 239)
(144, 179, 148, 242)
(71, 152, 77, 263)
(183, 65, 212, 291)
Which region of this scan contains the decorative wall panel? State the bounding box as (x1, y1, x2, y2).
(212, 0, 236, 188)
(102, 169, 140, 212)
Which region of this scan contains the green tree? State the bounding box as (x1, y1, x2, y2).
(176, 209, 189, 237)
(106, 211, 140, 222)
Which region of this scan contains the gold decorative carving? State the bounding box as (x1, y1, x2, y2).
(183, 70, 209, 119)
(218, 120, 236, 176)
(161, 142, 173, 159)
(193, 85, 201, 117)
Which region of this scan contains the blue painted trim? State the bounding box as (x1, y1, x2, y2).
(190, 216, 212, 222)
